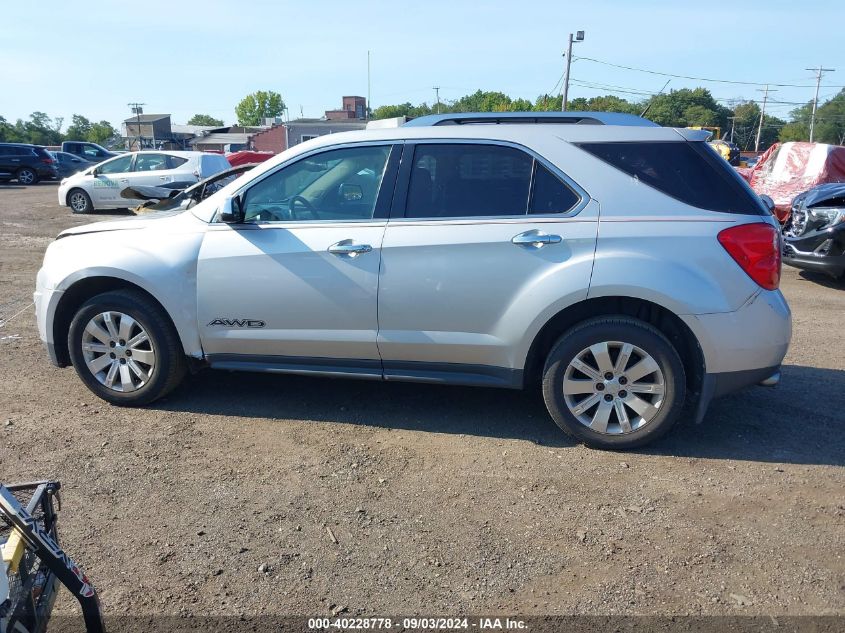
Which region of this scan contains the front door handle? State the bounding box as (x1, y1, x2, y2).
(328, 240, 373, 257)
(512, 230, 562, 248)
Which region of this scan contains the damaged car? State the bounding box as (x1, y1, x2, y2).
(783, 182, 845, 280)
(120, 163, 257, 213)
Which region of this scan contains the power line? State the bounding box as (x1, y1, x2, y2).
(573, 55, 845, 89)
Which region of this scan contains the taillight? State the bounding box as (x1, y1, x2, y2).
(41, 157, 55, 164)
(717, 223, 781, 291)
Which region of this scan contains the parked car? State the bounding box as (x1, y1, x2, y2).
(34, 112, 790, 450)
(50, 151, 94, 179)
(57, 150, 230, 213)
(61, 141, 117, 164)
(119, 163, 258, 212)
(0, 143, 58, 184)
(782, 182, 845, 280)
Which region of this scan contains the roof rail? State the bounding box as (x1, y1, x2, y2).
(403, 111, 659, 128)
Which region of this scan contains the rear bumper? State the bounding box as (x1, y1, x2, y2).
(694, 365, 780, 424)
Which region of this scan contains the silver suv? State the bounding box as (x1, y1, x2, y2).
(34, 112, 791, 449)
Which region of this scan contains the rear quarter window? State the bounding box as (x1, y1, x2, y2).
(577, 141, 765, 215)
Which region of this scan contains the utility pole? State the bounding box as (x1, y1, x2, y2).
(127, 102, 145, 150)
(728, 116, 737, 144)
(754, 85, 775, 152)
(806, 66, 835, 142)
(433, 86, 441, 114)
(367, 50, 371, 119)
(561, 30, 585, 111)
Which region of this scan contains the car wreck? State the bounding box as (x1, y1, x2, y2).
(783, 182, 845, 280)
(119, 163, 257, 213)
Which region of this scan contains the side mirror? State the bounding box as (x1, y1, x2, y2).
(218, 195, 244, 223)
(759, 194, 775, 214)
(91, 167, 99, 177)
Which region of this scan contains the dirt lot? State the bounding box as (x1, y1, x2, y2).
(1, 183, 843, 620)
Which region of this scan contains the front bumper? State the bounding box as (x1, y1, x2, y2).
(34, 269, 64, 367)
(783, 224, 845, 278)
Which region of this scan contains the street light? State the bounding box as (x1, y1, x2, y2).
(561, 30, 585, 111)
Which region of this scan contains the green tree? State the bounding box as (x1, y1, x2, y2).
(779, 90, 845, 145)
(65, 114, 92, 140)
(567, 95, 640, 114)
(641, 88, 730, 130)
(235, 91, 285, 126)
(729, 101, 783, 151)
(88, 121, 118, 145)
(187, 114, 224, 127)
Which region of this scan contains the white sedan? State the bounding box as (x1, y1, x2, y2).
(58, 150, 230, 213)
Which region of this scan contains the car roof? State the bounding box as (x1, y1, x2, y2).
(131, 150, 207, 156)
(288, 122, 703, 155)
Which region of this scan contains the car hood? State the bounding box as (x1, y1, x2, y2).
(800, 182, 845, 208)
(57, 209, 197, 239)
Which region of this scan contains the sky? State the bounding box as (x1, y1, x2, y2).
(1, 0, 843, 130)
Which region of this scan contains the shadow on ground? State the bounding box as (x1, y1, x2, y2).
(797, 270, 845, 290)
(155, 363, 845, 466)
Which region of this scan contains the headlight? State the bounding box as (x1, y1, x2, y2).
(807, 207, 845, 229)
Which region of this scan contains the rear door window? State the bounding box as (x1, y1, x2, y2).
(404, 143, 582, 218)
(166, 155, 189, 169)
(577, 141, 764, 215)
(133, 153, 169, 172)
(529, 163, 580, 214)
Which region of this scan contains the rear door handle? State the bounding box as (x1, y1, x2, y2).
(328, 240, 373, 257)
(512, 230, 562, 248)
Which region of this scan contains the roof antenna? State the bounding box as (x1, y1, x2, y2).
(640, 80, 670, 118)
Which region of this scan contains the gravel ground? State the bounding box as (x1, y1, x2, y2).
(1, 183, 843, 620)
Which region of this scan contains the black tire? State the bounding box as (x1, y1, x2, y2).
(67, 188, 93, 214)
(541, 316, 686, 450)
(16, 167, 38, 185)
(68, 289, 186, 406)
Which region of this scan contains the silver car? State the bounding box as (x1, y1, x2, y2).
(34, 112, 791, 449)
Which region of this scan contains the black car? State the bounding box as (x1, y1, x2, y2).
(50, 150, 94, 179)
(783, 182, 845, 280)
(0, 143, 59, 184)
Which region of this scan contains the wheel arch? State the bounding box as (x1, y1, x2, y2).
(522, 296, 705, 400)
(52, 276, 186, 367)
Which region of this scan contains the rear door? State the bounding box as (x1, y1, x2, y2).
(377, 141, 598, 385)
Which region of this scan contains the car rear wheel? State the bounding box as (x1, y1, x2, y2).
(542, 316, 686, 450)
(68, 188, 93, 214)
(17, 168, 37, 185)
(68, 290, 186, 406)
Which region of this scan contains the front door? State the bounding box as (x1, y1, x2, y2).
(89, 154, 134, 206)
(377, 141, 598, 385)
(196, 143, 401, 370)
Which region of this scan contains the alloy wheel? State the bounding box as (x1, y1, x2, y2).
(18, 169, 35, 185)
(69, 192, 88, 212)
(81, 311, 156, 392)
(562, 340, 665, 435)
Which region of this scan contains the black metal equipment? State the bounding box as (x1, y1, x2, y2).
(1, 481, 104, 633)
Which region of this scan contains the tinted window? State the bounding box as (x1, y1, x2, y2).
(406, 144, 532, 218)
(242, 145, 391, 222)
(134, 153, 169, 171)
(97, 154, 133, 174)
(167, 155, 188, 169)
(577, 141, 763, 215)
(0, 147, 10, 156)
(529, 163, 580, 214)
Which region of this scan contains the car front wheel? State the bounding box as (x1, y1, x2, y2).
(542, 316, 686, 450)
(68, 290, 186, 406)
(67, 188, 93, 214)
